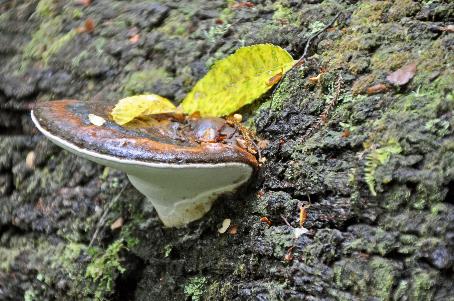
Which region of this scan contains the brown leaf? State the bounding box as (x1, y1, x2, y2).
(367, 83, 390, 95)
(386, 63, 417, 86)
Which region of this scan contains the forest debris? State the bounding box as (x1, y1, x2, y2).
(75, 0, 91, 7)
(129, 34, 140, 44)
(301, 74, 343, 142)
(440, 25, 454, 33)
(308, 74, 322, 85)
(88, 114, 106, 126)
(299, 203, 310, 227)
(367, 83, 390, 95)
(341, 129, 351, 138)
(77, 18, 95, 33)
(231, 2, 255, 9)
(233, 113, 242, 123)
(257, 139, 270, 150)
(266, 72, 283, 86)
(218, 218, 231, 234)
(110, 217, 124, 230)
(260, 216, 272, 226)
(430, 24, 454, 33)
(386, 63, 417, 86)
(228, 224, 238, 235)
(294, 227, 308, 239)
(26, 151, 36, 169)
(284, 247, 294, 262)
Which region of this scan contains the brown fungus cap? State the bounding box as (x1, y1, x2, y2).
(31, 99, 258, 167)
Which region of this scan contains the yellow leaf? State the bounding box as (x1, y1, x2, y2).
(111, 94, 176, 125)
(181, 44, 295, 117)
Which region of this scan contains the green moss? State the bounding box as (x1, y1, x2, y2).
(22, 17, 76, 65)
(203, 24, 231, 44)
(371, 50, 413, 72)
(369, 257, 396, 300)
(158, 10, 191, 37)
(411, 269, 436, 300)
(347, 227, 396, 256)
(364, 138, 402, 196)
(85, 239, 126, 300)
(123, 68, 171, 95)
(273, 2, 299, 25)
(351, 1, 390, 27)
(264, 226, 293, 258)
(184, 276, 207, 301)
(24, 289, 38, 301)
(36, 0, 58, 18)
(63, 6, 84, 20)
(333, 260, 368, 292)
(0, 247, 20, 272)
(387, 0, 420, 20)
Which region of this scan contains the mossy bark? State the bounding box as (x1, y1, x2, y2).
(0, 0, 453, 300)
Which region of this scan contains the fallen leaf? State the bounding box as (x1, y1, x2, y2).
(218, 218, 231, 234)
(111, 94, 176, 125)
(181, 44, 295, 117)
(386, 63, 417, 86)
(367, 83, 390, 95)
(88, 114, 106, 126)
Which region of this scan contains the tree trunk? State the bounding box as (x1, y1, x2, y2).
(1, 0, 453, 300)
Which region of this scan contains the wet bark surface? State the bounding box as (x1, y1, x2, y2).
(0, 0, 453, 300)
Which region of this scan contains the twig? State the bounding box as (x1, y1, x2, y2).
(281, 214, 293, 228)
(268, 12, 342, 113)
(89, 185, 127, 248)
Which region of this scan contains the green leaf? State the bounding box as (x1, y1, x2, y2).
(111, 94, 176, 125)
(181, 44, 295, 117)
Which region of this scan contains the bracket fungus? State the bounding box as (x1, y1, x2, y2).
(31, 100, 258, 227)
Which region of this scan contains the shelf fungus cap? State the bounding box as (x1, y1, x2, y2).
(31, 100, 258, 227)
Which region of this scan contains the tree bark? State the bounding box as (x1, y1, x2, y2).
(0, 0, 453, 300)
